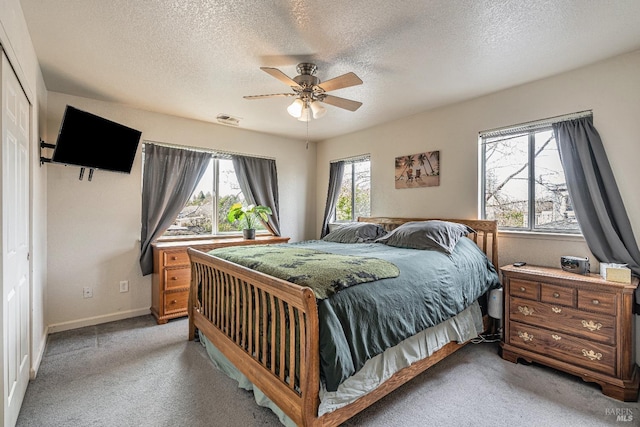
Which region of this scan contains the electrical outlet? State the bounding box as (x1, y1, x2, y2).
(119, 280, 129, 293)
(83, 287, 93, 298)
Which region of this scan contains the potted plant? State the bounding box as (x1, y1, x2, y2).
(227, 203, 272, 240)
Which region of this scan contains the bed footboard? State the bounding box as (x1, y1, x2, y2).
(188, 248, 320, 426)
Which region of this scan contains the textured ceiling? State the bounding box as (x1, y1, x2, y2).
(19, 0, 640, 141)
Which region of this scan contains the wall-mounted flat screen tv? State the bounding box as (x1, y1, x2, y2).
(52, 106, 142, 174)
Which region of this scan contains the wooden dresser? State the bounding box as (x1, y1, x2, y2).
(500, 264, 639, 401)
(151, 235, 290, 324)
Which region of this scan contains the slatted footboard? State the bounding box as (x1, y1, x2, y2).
(188, 248, 321, 425)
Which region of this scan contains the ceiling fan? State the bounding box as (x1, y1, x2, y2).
(244, 63, 363, 121)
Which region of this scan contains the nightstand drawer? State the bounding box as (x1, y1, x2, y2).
(578, 289, 616, 316)
(164, 290, 189, 314)
(164, 267, 190, 290)
(510, 297, 615, 345)
(509, 322, 616, 376)
(164, 250, 189, 267)
(541, 283, 575, 307)
(509, 279, 540, 300)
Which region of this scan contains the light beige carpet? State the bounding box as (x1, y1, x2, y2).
(17, 315, 639, 426)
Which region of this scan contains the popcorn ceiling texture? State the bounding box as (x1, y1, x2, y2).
(20, 0, 640, 140)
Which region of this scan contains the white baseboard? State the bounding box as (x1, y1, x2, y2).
(30, 325, 49, 379)
(47, 308, 152, 334)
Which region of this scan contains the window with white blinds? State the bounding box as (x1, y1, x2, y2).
(479, 112, 590, 233)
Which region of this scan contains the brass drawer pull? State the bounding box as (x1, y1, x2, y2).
(582, 349, 602, 361)
(518, 331, 534, 342)
(581, 320, 602, 331)
(553, 292, 560, 298)
(518, 306, 534, 316)
(551, 334, 561, 341)
(551, 307, 562, 314)
(592, 299, 600, 305)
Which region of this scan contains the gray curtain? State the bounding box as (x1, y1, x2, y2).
(321, 161, 345, 238)
(139, 144, 211, 275)
(231, 155, 281, 236)
(553, 117, 640, 307)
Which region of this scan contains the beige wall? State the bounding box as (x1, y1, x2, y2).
(0, 0, 49, 377)
(317, 49, 640, 360)
(45, 92, 315, 331)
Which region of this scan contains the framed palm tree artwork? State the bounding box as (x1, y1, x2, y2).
(395, 150, 440, 189)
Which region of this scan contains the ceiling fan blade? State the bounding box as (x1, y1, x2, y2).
(243, 93, 296, 100)
(260, 67, 301, 89)
(320, 94, 363, 112)
(317, 72, 363, 92)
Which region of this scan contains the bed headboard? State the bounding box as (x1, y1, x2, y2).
(357, 216, 499, 268)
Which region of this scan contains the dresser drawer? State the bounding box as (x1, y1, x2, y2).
(541, 283, 575, 307)
(509, 321, 616, 376)
(509, 279, 540, 300)
(578, 289, 617, 316)
(164, 267, 190, 290)
(509, 297, 616, 345)
(500, 264, 639, 402)
(164, 290, 189, 315)
(163, 250, 190, 267)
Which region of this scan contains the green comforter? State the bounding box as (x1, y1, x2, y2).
(292, 238, 500, 391)
(210, 238, 500, 392)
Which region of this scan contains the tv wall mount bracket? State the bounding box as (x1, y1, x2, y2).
(39, 139, 95, 181)
(39, 139, 54, 165)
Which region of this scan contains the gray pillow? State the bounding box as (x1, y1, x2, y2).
(375, 220, 474, 254)
(322, 222, 387, 243)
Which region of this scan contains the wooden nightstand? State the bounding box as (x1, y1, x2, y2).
(151, 235, 290, 324)
(500, 264, 639, 402)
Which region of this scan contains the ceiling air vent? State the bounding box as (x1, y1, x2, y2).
(216, 114, 240, 127)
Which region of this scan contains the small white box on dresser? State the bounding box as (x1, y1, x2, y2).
(599, 263, 631, 284)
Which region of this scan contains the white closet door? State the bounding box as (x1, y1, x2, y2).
(2, 51, 30, 427)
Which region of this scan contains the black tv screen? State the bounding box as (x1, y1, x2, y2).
(52, 106, 142, 174)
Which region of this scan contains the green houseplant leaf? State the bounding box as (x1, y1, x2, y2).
(227, 203, 272, 230)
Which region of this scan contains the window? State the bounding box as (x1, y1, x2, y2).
(481, 125, 579, 233)
(335, 157, 371, 221)
(164, 157, 263, 237)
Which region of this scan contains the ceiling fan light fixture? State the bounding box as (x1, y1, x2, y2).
(287, 98, 304, 118)
(310, 101, 326, 119)
(298, 103, 311, 122)
(246, 63, 363, 121)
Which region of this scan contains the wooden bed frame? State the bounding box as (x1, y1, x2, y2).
(187, 217, 498, 426)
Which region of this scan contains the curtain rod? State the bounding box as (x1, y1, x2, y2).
(142, 139, 276, 160)
(330, 153, 371, 164)
(479, 110, 593, 137)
